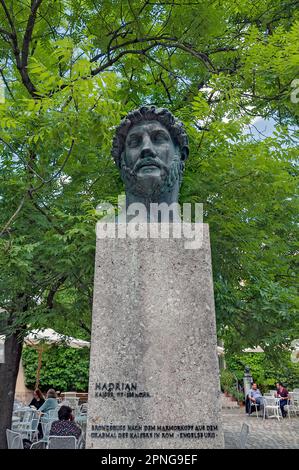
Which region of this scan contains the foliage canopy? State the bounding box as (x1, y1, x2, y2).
(0, 0, 298, 362)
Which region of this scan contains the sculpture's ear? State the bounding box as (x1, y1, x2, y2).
(181, 146, 189, 161)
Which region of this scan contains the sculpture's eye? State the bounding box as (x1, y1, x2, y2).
(127, 135, 142, 148)
(151, 130, 169, 143)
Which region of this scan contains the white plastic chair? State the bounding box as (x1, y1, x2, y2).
(40, 420, 53, 444)
(47, 435, 77, 449)
(79, 403, 88, 414)
(293, 392, 299, 403)
(12, 409, 37, 433)
(77, 431, 85, 449)
(60, 398, 81, 417)
(24, 416, 40, 441)
(238, 423, 250, 449)
(63, 397, 80, 410)
(75, 415, 87, 444)
(13, 400, 22, 411)
(6, 429, 24, 449)
(284, 393, 299, 418)
(263, 396, 281, 420)
(13, 408, 35, 423)
(30, 440, 47, 449)
(247, 395, 262, 418)
(249, 401, 261, 418)
(224, 423, 250, 449)
(44, 408, 59, 421)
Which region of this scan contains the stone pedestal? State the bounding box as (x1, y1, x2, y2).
(86, 224, 224, 448)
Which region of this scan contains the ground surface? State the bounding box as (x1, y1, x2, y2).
(222, 408, 299, 449)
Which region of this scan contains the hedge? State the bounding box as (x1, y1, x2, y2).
(22, 346, 90, 392)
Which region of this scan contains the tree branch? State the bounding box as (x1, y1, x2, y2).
(0, 0, 17, 33)
(0, 0, 43, 97)
(22, 0, 43, 70)
(28, 197, 65, 236)
(91, 45, 160, 76)
(46, 275, 67, 310)
(0, 68, 15, 100)
(0, 137, 44, 180)
(0, 195, 26, 237)
(0, 27, 14, 38)
(90, 35, 177, 63)
(29, 139, 75, 193)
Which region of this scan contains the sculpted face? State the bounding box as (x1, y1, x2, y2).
(121, 120, 181, 198)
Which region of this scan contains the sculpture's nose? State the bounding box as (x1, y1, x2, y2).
(140, 134, 156, 159)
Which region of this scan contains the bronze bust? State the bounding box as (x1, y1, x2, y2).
(112, 106, 189, 221)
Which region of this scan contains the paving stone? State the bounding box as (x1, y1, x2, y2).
(222, 409, 299, 449)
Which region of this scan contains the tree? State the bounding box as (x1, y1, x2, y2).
(0, 0, 298, 447)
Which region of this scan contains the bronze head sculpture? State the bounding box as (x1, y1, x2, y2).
(112, 106, 189, 218)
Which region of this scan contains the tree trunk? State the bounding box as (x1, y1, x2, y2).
(35, 346, 43, 389)
(0, 332, 23, 449)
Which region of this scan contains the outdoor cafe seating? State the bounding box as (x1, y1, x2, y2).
(8, 392, 88, 449)
(246, 390, 299, 420)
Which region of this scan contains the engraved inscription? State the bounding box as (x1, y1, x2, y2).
(94, 382, 151, 399)
(90, 424, 218, 440)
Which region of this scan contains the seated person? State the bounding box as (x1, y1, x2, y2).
(37, 388, 58, 439)
(38, 388, 58, 415)
(275, 382, 289, 418)
(49, 405, 81, 440)
(28, 389, 45, 410)
(247, 383, 263, 414)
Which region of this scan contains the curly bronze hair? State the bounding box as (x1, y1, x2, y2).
(111, 105, 189, 169)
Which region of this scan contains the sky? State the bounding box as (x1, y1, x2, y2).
(245, 117, 276, 139)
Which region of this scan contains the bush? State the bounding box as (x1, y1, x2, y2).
(228, 387, 244, 402)
(22, 346, 90, 392)
(220, 369, 235, 392)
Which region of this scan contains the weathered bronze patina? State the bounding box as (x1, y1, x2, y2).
(112, 106, 189, 221)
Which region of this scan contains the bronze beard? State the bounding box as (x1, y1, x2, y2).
(120, 155, 184, 200)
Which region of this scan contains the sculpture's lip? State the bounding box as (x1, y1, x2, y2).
(137, 160, 160, 170)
